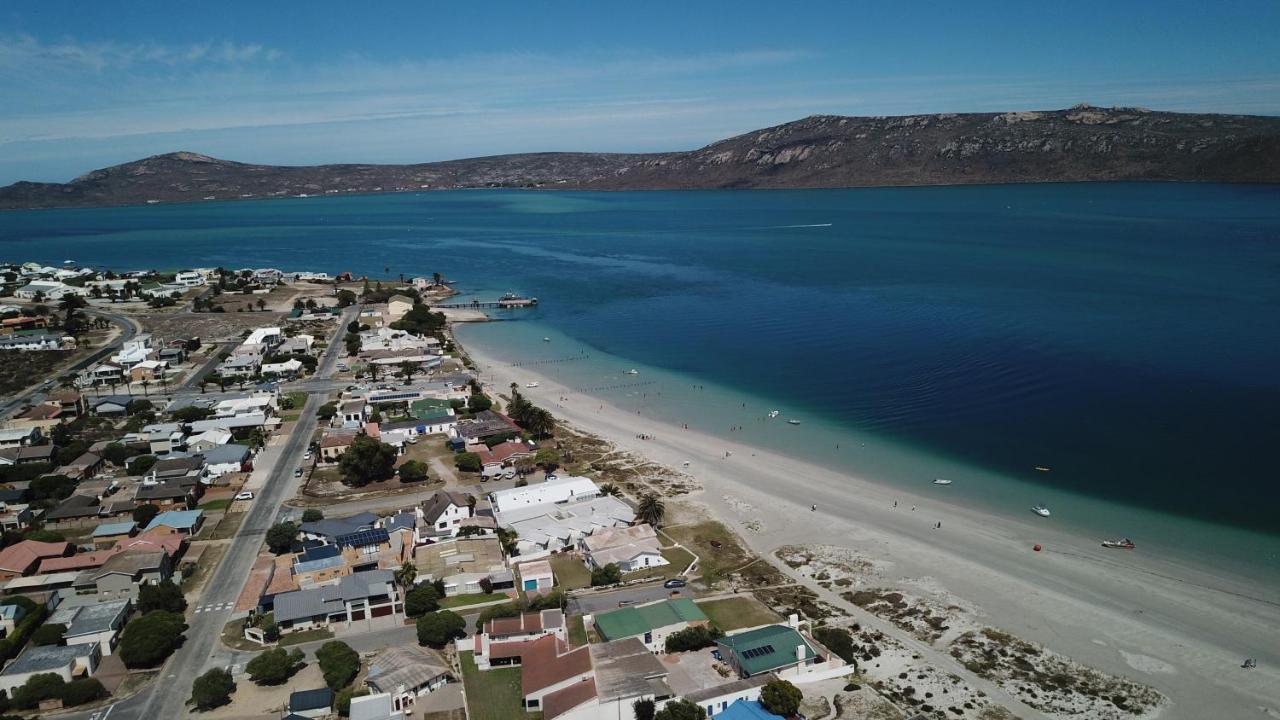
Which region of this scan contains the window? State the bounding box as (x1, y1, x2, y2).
(527, 699, 539, 708)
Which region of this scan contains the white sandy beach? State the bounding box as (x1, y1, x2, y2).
(463, 341, 1280, 720)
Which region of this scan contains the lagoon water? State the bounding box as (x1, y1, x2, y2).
(4, 184, 1279, 580)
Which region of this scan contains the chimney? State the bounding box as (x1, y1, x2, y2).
(788, 613, 799, 628)
(796, 644, 806, 661)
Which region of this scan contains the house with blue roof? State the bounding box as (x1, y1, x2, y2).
(91, 521, 137, 549)
(144, 509, 204, 536)
(715, 699, 784, 720)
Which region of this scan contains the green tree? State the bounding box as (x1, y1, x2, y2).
(128, 454, 158, 475)
(118, 610, 187, 668)
(654, 699, 707, 720)
(637, 492, 666, 528)
(336, 686, 370, 716)
(397, 459, 429, 483)
(132, 503, 160, 527)
(405, 585, 442, 618)
(338, 435, 397, 487)
(664, 625, 724, 653)
(389, 306, 446, 336)
(188, 668, 235, 711)
(812, 627, 858, 667)
(301, 508, 325, 523)
(465, 394, 492, 414)
(599, 483, 621, 497)
(265, 521, 298, 554)
(416, 610, 466, 648)
(246, 647, 305, 685)
(760, 678, 803, 717)
(336, 289, 357, 307)
(316, 640, 360, 690)
(590, 563, 622, 587)
(11, 672, 65, 709)
(318, 401, 338, 420)
(30, 623, 66, 646)
(138, 581, 187, 614)
(454, 452, 482, 473)
(100, 442, 136, 466)
(522, 407, 556, 439)
(394, 561, 417, 588)
(258, 611, 280, 642)
(30, 474, 76, 502)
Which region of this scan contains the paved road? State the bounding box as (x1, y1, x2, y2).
(176, 340, 237, 391)
(566, 583, 677, 616)
(0, 306, 139, 419)
(63, 306, 356, 720)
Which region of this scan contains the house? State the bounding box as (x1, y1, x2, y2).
(485, 633, 594, 714)
(44, 494, 103, 524)
(81, 362, 124, 387)
(199, 443, 251, 478)
(271, 569, 402, 633)
(716, 625, 817, 678)
(364, 645, 450, 713)
(411, 536, 508, 597)
(0, 603, 27, 635)
(173, 270, 205, 287)
(158, 347, 186, 364)
(47, 390, 87, 417)
(476, 440, 536, 478)
(128, 359, 168, 382)
(0, 503, 34, 532)
(11, 403, 64, 430)
(516, 560, 554, 594)
(134, 480, 194, 507)
(91, 395, 132, 416)
(148, 455, 205, 482)
(592, 598, 709, 652)
(300, 513, 378, 543)
(48, 599, 131, 655)
(91, 521, 138, 549)
(420, 491, 473, 538)
(261, 358, 304, 378)
(288, 687, 335, 719)
(682, 675, 771, 718)
(581, 524, 668, 573)
(2, 444, 57, 465)
(713, 699, 785, 720)
(14, 280, 81, 300)
(219, 353, 260, 378)
(489, 476, 600, 514)
(475, 609, 567, 668)
(339, 399, 368, 428)
(0, 540, 72, 579)
(0, 333, 67, 351)
(71, 550, 174, 603)
(59, 451, 105, 480)
(186, 428, 233, 452)
(348, 693, 404, 720)
(144, 509, 204, 535)
(319, 430, 358, 463)
(454, 410, 522, 443)
(495, 494, 635, 559)
(0, 643, 100, 696)
(386, 295, 415, 322)
(0, 426, 42, 448)
(551, 638, 675, 720)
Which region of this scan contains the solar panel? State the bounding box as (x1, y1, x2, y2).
(741, 644, 775, 659)
(336, 528, 389, 548)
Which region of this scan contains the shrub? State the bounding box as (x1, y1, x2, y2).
(22, 529, 65, 543)
(188, 668, 235, 710)
(338, 435, 397, 487)
(265, 521, 298, 554)
(132, 503, 160, 526)
(30, 623, 66, 646)
(633, 698, 656, 720)
(663, 625, 723, 653)
(316, 641, 360, 690)
(246, 647, 304, 685)
(654, 698, 707, 720)
(814, 626, 858, 668)
(11, 672, 65, 709)
(301, 509, 324, 523)
(118, 611, 187, 668)
(416, 611, 466, 648)
(336, 686, 370, 717)
(454, 452, 481, 473)
(397, 459, 429, 483)
(590, 563, 622, 587)
(760, 678, 803, 717)
(59, 678, 106, 707)
(405, 585, 441, 618)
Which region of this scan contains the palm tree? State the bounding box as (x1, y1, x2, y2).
(368, 364, 382, 382)
(399, 361, 417, 383)
(466, 494, 477, 514)
(524, 407, 555, 439)
(140, 378, 151, 397)
(255, 298, 266, 312)
(637, 493, 665, 528)
(198, 378, 208, 394)
(394, 561, 417, 588)
(599, 483, 622, 497)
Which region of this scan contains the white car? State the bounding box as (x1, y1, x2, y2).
(234, 491, 254, 501)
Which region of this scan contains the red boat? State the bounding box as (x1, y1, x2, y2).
(1101, 537, 1136, 550)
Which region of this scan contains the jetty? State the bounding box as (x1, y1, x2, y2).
(432, 293, 538, 310)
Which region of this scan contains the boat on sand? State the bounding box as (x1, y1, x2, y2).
(1102, 537, 1136, 549)
(1031, 504, 1051, 517)
(933, 478, 953, 485)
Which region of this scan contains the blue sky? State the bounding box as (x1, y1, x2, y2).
(2, 1, 1278, 184)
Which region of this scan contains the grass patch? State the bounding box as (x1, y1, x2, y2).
(278, 627, 334, 646)
(548, 554, 592, 590)
(439, 592, 499, 609)
(285, 391, 308, 409)
(198, 498, 233, 511)
(697, 596, 783, 632)
(662, 521, 785, 589)
(460, 650, 525, 720)
(567, 615, 587, 646)
(280, 413, 302, 422)
(219, 618, 265, 652)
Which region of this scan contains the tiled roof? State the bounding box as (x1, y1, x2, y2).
(0, 540, 70, 574)
(594, 598, 707, 641)
(543, 678, 597, 720)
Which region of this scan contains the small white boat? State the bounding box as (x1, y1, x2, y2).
(1101, 537, 1135, 550)
(767, 410, 780, 418)
(1031, 504, 1051, 517)
(525, 382, 539, 388)
(932, 478, 953, 485)
(786, 419, 801, 426)
(543, 337, 551, 342)
(625, 369, 639, 375)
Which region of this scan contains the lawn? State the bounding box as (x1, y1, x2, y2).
(548, 554, 592, 590)
(285, 391, 308, 409)
(567, 614, 587, 646)
(460, 650, 525, 720)
(279, 627, 333, 646)
(697, 596, 783, 632)
(440, 592, 499, 609)
(198, 498, 233, 511)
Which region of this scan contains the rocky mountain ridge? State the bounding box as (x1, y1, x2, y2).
(3, 105, 1277, 209)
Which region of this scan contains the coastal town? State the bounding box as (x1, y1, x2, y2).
(0, 259, 1190, 720)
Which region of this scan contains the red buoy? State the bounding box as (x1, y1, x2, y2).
(1033, 543, 1042, 552)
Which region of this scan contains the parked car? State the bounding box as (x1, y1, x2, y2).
(617, 599, 637, 607)
(303, 451, 312, 460)
(294, 467, 303, 477)
(664, 578, 687, 589)
(234, 491, 254, 501)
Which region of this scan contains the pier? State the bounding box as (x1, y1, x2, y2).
(433, 295, 538, 309)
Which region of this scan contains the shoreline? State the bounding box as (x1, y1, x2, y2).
(459, 334, 1280, 718)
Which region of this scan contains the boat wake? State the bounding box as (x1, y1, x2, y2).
(758, 223, 834, 229)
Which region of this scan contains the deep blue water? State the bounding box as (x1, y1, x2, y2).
(3, 184, 1279, 538)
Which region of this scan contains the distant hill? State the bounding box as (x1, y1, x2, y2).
(3, 105, 1278, 209)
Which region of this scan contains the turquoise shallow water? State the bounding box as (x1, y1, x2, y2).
(3, 183, 1278, 580)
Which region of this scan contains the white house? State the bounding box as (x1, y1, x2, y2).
(173, 270, 205, 287)
(186, 428, 233, 452)
(419, 491, 473, 538)
(488, 476, 600, 514)
(516, 560, 555, 593)
(261, 358, 304, 378)
(0, 333, 67, 351)
(0, 643, 100, 695)
(14, 280, 82, 300)
(48, 600, 130, 656)
(581, 524, 668, 573)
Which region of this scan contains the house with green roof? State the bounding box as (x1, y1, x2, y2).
(592, 597, 709, 651)
(410, 398, 454, 420)
(716, 624, 816, 678)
